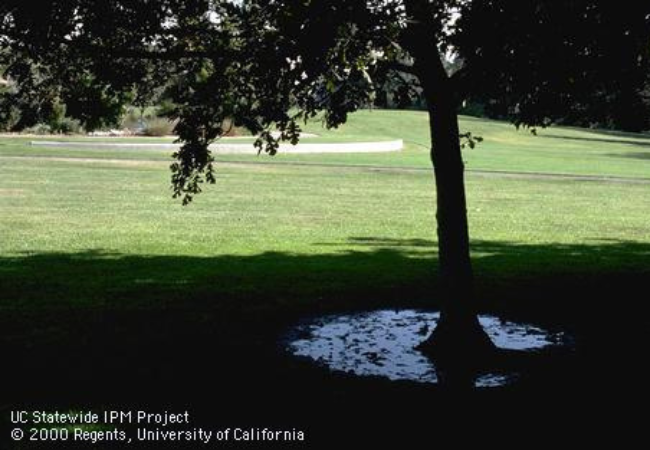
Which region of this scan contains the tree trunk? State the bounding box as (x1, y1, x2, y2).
(418, 85, 495, 362)
(401, 0, 494, 363)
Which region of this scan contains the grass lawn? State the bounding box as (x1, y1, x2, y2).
(8, 109, 650, 178)
(2, 139, 649, 308)
(1, 108, 649, 324)
(2, 110, 649, 304)
(1, 110, 649, 446)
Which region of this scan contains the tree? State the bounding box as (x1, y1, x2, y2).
(456, 2, 650, 132)
(2, 1, 649, 368)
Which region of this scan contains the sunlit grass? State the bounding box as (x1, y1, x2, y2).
(5, 109, 649, 179)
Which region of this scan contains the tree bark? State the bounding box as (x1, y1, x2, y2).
(419, 78, 495, 361)
(402, 0, 494, 362)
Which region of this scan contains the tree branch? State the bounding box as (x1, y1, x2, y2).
(384, 60, 419, 77)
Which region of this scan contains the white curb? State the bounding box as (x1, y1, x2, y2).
(30, 139, 404, 154)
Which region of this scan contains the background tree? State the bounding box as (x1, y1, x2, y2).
(456, 1, 650, 132)
(2, 0, 649, 365)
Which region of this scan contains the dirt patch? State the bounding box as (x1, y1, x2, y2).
(0, 188, 26, 196)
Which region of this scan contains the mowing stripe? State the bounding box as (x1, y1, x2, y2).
(30, 139, 404, 154)
(213, 158, 650, 184)
(2, 154, 650, 184)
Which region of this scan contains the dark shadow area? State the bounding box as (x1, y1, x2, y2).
(540, 133, 650, 148)
(1, 240, 649, 446)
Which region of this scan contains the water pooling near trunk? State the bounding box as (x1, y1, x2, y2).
(287, 310, 571, 388)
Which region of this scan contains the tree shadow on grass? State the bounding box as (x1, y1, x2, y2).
(1, 239, 649, 444)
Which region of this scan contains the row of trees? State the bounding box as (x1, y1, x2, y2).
(376, 4, 650, 133)
(464, 75, 650, 133)
(0, 71, 182, 134)
(0, 59, 173, 133)
(2, 1, 649, 366)
(7, 69, 647, 136)
(0, 58, 134, 132)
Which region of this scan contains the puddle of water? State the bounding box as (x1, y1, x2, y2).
(287, 310, 570, 388)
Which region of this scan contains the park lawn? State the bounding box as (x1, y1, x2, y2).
(3, 109, 650, 179)
(279, 110, 650, 178)
(0, 109, 649, 350)
(1, 133, 649, 317)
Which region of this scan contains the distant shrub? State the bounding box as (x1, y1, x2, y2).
(23, 123, 52, 135)
(51, 117, 84, 134)
(22, 116, 83, 135)
(142, 117, 176, 136)
(0, 106, 20, 132)
(121, 108, 145, 132)
(123, 110, 252, 137)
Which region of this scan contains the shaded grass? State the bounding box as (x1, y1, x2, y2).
(1, 242, 649, 449)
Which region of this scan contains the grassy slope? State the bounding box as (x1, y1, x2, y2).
(1, 111, 649, 312)
(6, 109, 650, 179)
(296, 111, 650, 178)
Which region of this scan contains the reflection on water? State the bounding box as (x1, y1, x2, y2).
(287, 310, 570, 388)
